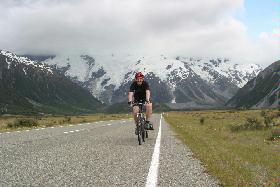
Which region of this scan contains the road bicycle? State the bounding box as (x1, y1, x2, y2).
(132, 101, 148, 145)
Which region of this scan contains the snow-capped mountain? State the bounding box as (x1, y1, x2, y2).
(226, 61, 279, 108)
(0, 50, 102, 114)
(41, 54, 262, 109)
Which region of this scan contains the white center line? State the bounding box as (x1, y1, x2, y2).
(107, 124, 112, 126)
(63, 132, 68, 134)
(75, 130, 80, 132)
(69, 131, 74, 133)
(146, 114, 162, 187)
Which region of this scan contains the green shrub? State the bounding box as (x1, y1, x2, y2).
(231, 117, 263, 132)
(200, 117, 205, 125)
(62, 116, 71, 123)
(7, 118, 38, 128)
(264, 116, 273, 128)
(269, 126, 279, 141)
(260, 110, 266, 117)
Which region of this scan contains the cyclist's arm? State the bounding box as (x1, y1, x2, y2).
(128, 91, 134, 102)
(146, 90, 151, 102)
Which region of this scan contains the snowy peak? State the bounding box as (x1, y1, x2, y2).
(181, 57, 262, 88)
(42, 54, 262, 106)
(0, 50, 53, 74)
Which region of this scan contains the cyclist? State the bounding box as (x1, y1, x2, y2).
(128, 72, 154, 131)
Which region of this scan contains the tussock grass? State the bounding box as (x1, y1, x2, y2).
(164, 110, 278, 187)
(7, 118, 39, 128)
(0, 113, 130, 132)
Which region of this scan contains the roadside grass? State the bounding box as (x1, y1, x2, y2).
(163, 109, 278, 187)
(0, 113, 131, 132)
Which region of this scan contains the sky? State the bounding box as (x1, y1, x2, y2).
(0, 0, 278, 66)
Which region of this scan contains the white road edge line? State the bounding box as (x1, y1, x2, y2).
(145, 114, 162, 187)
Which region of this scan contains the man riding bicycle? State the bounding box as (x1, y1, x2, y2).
(128, 72, 154, 131)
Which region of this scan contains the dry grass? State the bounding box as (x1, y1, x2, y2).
(0, 113, 131, 132)
(164, 109, 278, 187)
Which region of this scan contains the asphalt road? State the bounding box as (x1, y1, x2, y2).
(0, 114, 219, 186)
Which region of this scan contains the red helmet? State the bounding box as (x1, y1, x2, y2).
(135, 72, 144, 79)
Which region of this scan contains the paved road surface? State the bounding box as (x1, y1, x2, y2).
(0, 114, 219, 186)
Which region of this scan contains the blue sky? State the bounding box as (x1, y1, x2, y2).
(237, 0, 278, 38)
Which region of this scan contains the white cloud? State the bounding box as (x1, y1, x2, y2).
(0, 0, 277, 66)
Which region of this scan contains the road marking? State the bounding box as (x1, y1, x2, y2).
(69, 131, 74, 133)
(51, 127, 54, 128)
(16, 131, 20, 132)
(107, 124, 112, 126)
(25, 130, 30, 132)
(146, 114, 162, 187)
(64, 132, 68, 134)
(69, 125, 73, 127)
(35, 129, 40, 131)
(41, 128, 45, 130)
(78, 124, 82, 126)
(122, 121, 126, 123)
(75, 130, 80, 132)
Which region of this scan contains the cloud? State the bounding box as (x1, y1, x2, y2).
(0, 0, 277, 66)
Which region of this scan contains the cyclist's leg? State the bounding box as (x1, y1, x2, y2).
(145, 102, 154, 129)
(145, 102, 152, 121)
(133, 105, 140, 124)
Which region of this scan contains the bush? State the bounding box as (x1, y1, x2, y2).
(260, 110, 266, 117)
(231, 117, 263, 132)
(200, 117, 205, 125)
(264, 116, 273, 128)
(65, 117, 71, 123)
(7, 118, 38, 128)
(269, 126, 279, 141)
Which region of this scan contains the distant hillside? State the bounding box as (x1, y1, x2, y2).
(0, 50, 103, 115)
(226, 61, 279, 108)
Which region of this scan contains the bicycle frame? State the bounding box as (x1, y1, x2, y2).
(133, 102, 148, 145)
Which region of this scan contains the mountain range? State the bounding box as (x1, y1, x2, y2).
(226, 61, 279, 109)
(0, 50, 102, 115)
(1, 49, 276, 115)
(40, 54, 263, 109)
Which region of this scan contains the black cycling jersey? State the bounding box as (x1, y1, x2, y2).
(129, 81, 150, 102)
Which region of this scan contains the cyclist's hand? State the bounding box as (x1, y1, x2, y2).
(145, 100, 151, 104)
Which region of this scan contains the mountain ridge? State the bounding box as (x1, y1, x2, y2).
(0, 50, 103, 115)
(40, 53, 263, 108)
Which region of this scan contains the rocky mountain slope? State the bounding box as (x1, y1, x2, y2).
(226, 61, 279, 108)
(40, 54, 262, 109)
(0, 50, 102, 115)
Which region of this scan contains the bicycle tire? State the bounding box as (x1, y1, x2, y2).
(141, 117, 146, 142)
(137, 116, 142, 145)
